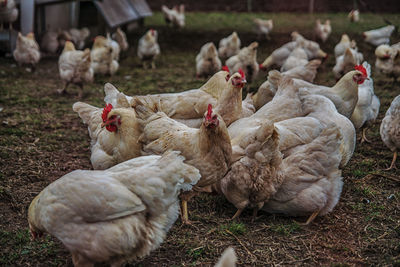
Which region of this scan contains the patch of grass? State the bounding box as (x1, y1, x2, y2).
(186, 246, 206, 260)
(218, 221, 247, 236)
(270, 221, 300, 236)
(351, 169, 367, 178)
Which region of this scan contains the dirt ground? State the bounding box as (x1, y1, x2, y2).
(0, 12, 399, 266)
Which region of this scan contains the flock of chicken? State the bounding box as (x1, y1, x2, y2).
(1, 2, 397, 266)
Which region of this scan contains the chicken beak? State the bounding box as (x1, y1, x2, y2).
(317, 49, 328, 59)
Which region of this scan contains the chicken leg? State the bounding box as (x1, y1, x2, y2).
(58, 82, 70, 95)
(302, 210, 319, 225)
(231, 208, 243, 220)
(385, 151, 397, 171)
(180, 191, 197, 225)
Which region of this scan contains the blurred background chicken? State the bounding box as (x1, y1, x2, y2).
(363, 25, 395, 46)
(218, 31, 241, 59)
(226, 42, 259, 82)
(380, 95, 400, 170)
(134, 102, 232, 224)
(374, 42, 400, 79)
(40, 31, 60, 54)
(196, 42, 222, 78)
(58, 41, 93, 97)
(253, 18, 273, 39)
(68, 27, 90, 50)
(260, 32, 327, 70)
(162, 4, 185, 28)
(0, 0, 18, 30)
(91, 35, 119, 75)
(281, 46, 308, 72)
(314, 19, 331, 42)
(350, 62, 380, 144)
(13, 32, 41, 71)
(214, 247, 237, 267)
(334, 34, 357, 58)
(112, 27, 129, 52)
(333, 47, 364, 78)
(348, 9, 360, 22)
(107, 32, 121, 61)
(28, 151, 200, 266)
(73, 99, 141, 170)
(138, 29, 160, 69)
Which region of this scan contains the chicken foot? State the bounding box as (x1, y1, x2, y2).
(360, 127, 371, 144)
(231, 208, 244, 220)
(385, 151, 397, 171)
(302, 210, 320, 225)
(58, 82, 70, 95)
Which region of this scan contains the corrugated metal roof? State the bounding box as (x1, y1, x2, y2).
(94, 0, 151, 28)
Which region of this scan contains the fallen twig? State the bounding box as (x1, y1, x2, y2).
(225, 229, 257, 261)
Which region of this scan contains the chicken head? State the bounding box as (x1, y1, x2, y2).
(204, 104, 219, 128)
(231, 69, 247, 88)
(354, 64, 368, 84)
(101, 104, 121, 132)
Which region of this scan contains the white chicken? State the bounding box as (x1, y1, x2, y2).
(350, 61, 380, 143)
(334, 34, 357, 58)
(28, 151, 200, 267)
(260, 32, 327, 70)
(226, 42, 259, 82)
(107, 32, 121, 61)
(134, 102, 232, 224)
(215, 247, 237, 267)
(281, 46, 308, 72)
(314, 19, 331, 43)
(196, 42, 222, 78)
(253, 18, 273, 39)
(161, 4, 185, 28)
(73, 100, 142, 170)
(363, 25, 395, 46)
(348, 9, 360, 22)
(374, 42, 400, 78)
(380, 95, 400, 170)
(58, 41, 93, 97)
(137, 29, 160, 69)
(13, 32, 41, 71)
(300, 91, 356, 167)
(253, 59, 321, 109)
(333, 47, 364, 79)
(40, 31, 60, 54)
(0, 0, 18, 30)
(68, 27, 90, 50)
(112, 27, 129, 52)
(91, 35, 119, 75)
(218, 31, 241, 59)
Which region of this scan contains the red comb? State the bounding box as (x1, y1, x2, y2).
(150, 29, 155, 35)
(206, 104, 213, 120)
(102, 104, 113, 122)
(222, 65, 229, 72)
(238, 68, 245, 78)
(355, 64, 367, 77)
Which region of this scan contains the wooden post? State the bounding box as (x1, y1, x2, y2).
(21, 0, 35, 34)
(309, 0, 314, 14)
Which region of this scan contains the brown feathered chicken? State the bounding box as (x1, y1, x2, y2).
(28, 151, 200, 267)
(380, 95, 400, 170)
(196, 42, 222, 78)
(0, 0, 18, 30)
(363, 25, 395, 47)
(253, 18, 273, 39)
(253, 59, 321, 109)
(314, 19, 331, 43)
(73, 101, 141, 170)
(218, 31, 241, 59)
(135, 102, 232, 224)
(226, 42, 259, 82)
(58, 41, 93, 97)
(13, 32, 40, 70)
(216, 115, 343, 223)
(112, 27, 129, 52)
(161, 4, 185, 28)
(138, 29, 160, 69)
(91, 35, 119, 75)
